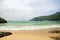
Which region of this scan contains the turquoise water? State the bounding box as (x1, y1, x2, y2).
(6, 21, 60, 26)
(0, 21, 60, 26)
(0, 21, 60, 30)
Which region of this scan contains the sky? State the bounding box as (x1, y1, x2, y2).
(0, 0, 60, 21)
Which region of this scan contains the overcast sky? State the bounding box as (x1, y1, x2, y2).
(0, 0, 60, 21)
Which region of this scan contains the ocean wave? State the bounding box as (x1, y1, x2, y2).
(0, 25, 60, 30)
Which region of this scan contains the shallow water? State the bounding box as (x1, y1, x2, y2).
(0, 21, 60, 30)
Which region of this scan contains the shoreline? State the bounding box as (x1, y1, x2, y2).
(0, 24, 60, 30)
(0, 28, 60, 40)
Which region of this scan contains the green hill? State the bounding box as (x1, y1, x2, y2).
(30, 12, 60, 21)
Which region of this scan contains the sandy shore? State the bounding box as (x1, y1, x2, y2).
(0, 28, 60, 40)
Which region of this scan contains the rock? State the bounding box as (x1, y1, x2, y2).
(0, 17, 7, 23)
(0, 32, 4, 37)
(50, 37, 60, 40)
(0, 32, 12, 38)
(48, 30, 60, 34)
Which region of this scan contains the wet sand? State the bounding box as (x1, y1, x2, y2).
(0, 28, 60, 40)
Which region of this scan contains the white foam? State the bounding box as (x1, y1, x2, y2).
(0, 25, 60, 30)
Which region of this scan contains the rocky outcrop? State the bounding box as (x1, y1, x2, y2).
(48, 30, 60, 33)
(0, 32, 12, 38)
(0, 17, 7, 23)
(49, 30, 60, 40)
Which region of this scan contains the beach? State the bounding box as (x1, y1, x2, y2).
(0, 28, 60, 40)
(0, 0, 60, 40)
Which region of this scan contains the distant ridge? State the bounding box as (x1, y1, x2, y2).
(30, 12, 60, 21)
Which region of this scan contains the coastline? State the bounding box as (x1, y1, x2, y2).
(0, 24, 60, 30)
(0, 28, 60, 40)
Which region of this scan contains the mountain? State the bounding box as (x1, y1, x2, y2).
(0, 17, 7, 23)
(30, 12, 60, 21)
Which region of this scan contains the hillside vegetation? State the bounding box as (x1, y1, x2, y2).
(30, 12, 60, 21)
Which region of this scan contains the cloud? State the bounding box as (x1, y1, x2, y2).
(0, 0, 60, 21)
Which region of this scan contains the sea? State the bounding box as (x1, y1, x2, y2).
(0, 21, 60, 30)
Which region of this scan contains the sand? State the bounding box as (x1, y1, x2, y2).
(0, 28, 60, 40)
